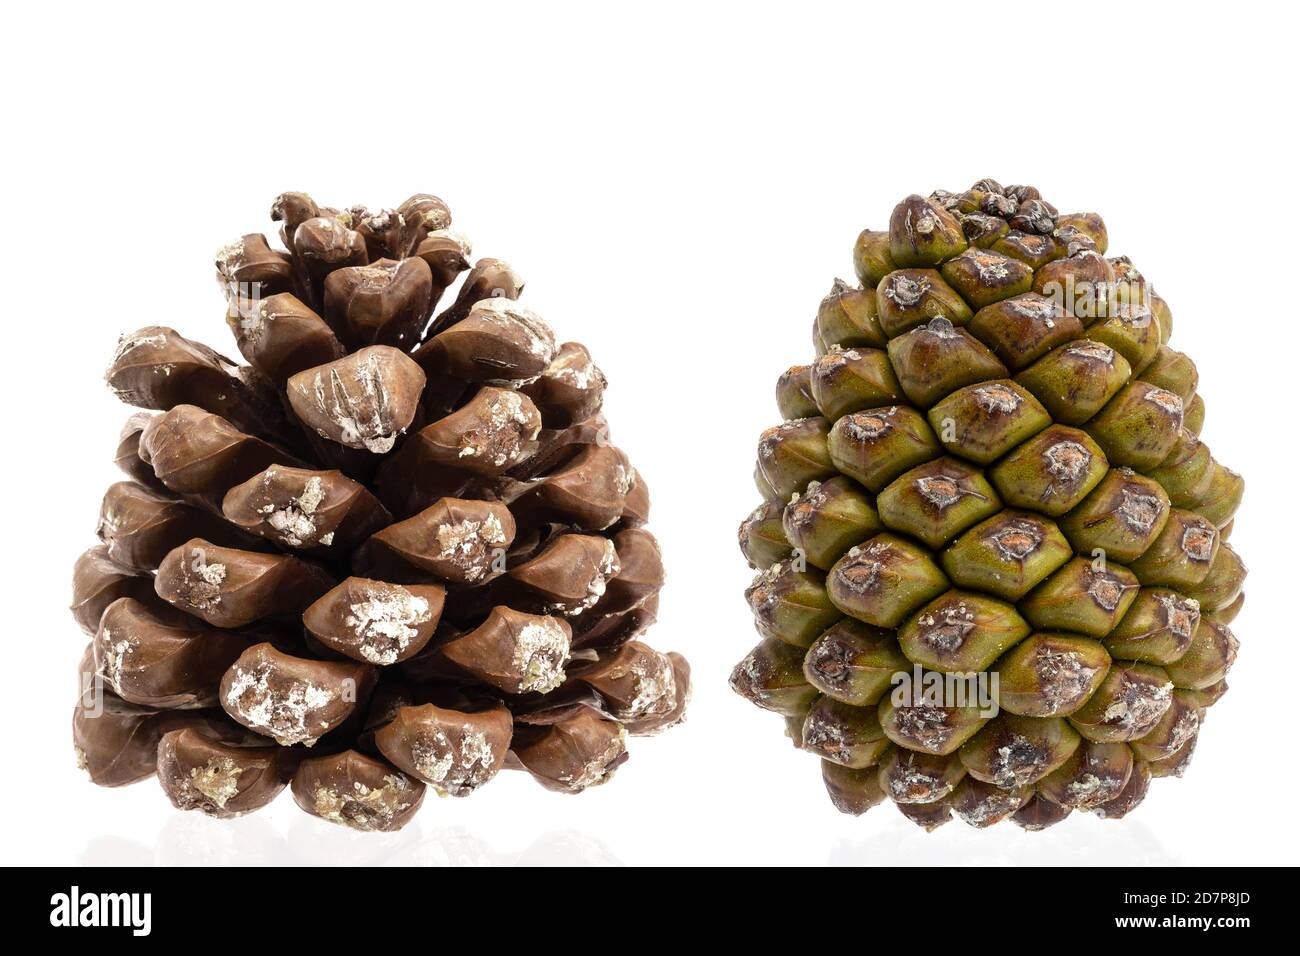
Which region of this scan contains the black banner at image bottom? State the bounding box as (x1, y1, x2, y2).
(6, 866, 1283, 938)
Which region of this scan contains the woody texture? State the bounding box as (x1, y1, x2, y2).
(72, 191, 688, 831)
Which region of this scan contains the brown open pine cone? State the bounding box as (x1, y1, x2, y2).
(72, 191, 688, 832)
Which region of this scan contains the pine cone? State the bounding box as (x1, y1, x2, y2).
(73, 192, 688, 831)
(734, 181, 1243, 830)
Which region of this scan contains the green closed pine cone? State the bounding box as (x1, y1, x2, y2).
(734, 181, 1243, 830)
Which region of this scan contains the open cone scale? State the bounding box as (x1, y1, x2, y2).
(72, 191, 688, 831)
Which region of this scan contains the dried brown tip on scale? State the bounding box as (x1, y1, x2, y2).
(106, 327, 287, 442)
(304, 577, 445, 665)
(357, 194, 453, 261)
(156, 728, 290, 818)
(292, 216, 368, 307)
(215, 234, 294, 302)
(353, 497, 516, 584)
(154, 539, 333, 629)
(73, 690, 253, 789)
(219, 643, 371, 747)
(323, 257, 433, 349)
(139, 404, 306, 498)
(565, 529, 661, 641)
(415, 298, 557, 386)
(226, 293, 345, 387)
(270, 192, 320, 249)
(598, 529, 666, 610)
(222, 465, 391, 552)
(504, 534, 621, 616)
(418, 387, 543, 479)
(438, 606, 572, 695)
(73, 189, 686, 825)
(733, 179, 1244, 827)
(510, 709, 629, 794)
(291, 750, 424, 831)
(97, 480, 260, 572)
(71, 545, 176, 635)
(426, 257, 525, 339)
(286, 347, 426, 454)
(374, 702, 512, 796)
(113, 413, 166, 491)
(571, 596, 660, 656)
(511, 443, 638, 531)
(414, 228, 472, 292)
(73, 693, 169, 788)
(567, 642, 689, 734)
(520, 341, 608, 428)
(94, 597, 250, 709)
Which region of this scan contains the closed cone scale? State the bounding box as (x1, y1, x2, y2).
(733, 181, 1243, 829)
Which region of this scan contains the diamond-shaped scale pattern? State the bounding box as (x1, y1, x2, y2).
(736, 181, 1244, 830)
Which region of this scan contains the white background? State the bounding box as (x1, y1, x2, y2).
(4, 0, 1297, 866)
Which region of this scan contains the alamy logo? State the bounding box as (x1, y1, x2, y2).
(891, 665, 1000, 718)
(49, 886, 151, 936)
